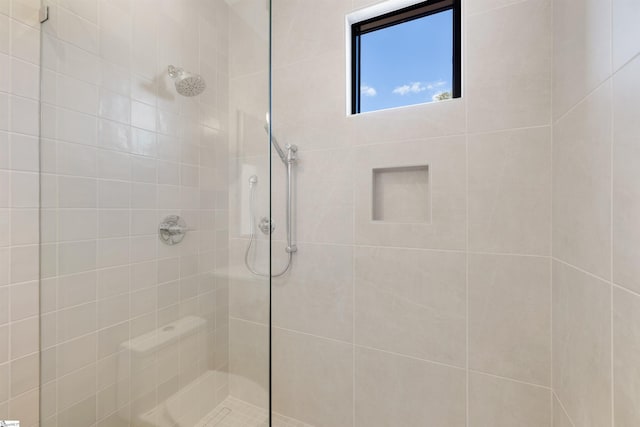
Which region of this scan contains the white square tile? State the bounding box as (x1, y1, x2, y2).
(0, 14, 9, 54)
(10, 20, 39, 64)
(0, 170, 9, 207)
(468, 127, 551, 255)
(10, 95, 38, 135)
(553, 261, 612, 427)
(10, 0, 40, 27)
(613, 56, 640, 294)
(553, 0, 611, 118)
(613, 287, 640, 426)
(355, 246, 466, 366)
(10, 171, 38, 207)
(0, 93, 8, 131)
(613, 0, 640, 71)
(469, 254, 551, 385)
(58, 209, 97, 241)
(467, 0, 551, 131)
(59, 0, 98, 24)
(355, 346, 466, 427)
(97, 179, 130, 208)
(10, 57, 39, 99)
(10, 244, 38, 283)
(10, 279, 38, 320)
(9, 133, 38, 171)
(57, 74, 99, 115)
(553, 83, 612, 279)
(57, 40, 101, 85)
(469, 372, 551, 427)
(58, 6, 99, 54)
(56, 141, 97, 177)
(10, 208, 37, 245)
(58, 240, 97, 275)
(58, 176, 97, 208)
(0, 52, 9, 92)
(131, 100, 156, 132)
(58, 108, 98, 146)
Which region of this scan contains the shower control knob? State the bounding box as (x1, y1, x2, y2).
(258, 217, 275, 235)
(159, 215, 188, 245)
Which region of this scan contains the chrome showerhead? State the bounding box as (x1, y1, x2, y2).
(168, 65, 206, 97)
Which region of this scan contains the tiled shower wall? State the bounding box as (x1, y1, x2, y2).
(35, 0, 230, 426)
(551, 0, 640, 426)
(229, 0, 554, 425)
(0, 0, 41, 425)
(0, 0, 637, 426)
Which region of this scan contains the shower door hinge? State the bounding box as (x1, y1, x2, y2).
(39, 6, 49, 24)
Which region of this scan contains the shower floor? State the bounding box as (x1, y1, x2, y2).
(198, 396, 312, 427)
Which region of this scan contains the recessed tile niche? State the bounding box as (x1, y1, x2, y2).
(372, 165, 431, 223)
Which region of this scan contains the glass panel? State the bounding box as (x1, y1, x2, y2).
(360, 9, 454, 113)
(38, 1, 271, 425)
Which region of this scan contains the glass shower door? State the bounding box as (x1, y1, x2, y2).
(38, 0, 271, 425)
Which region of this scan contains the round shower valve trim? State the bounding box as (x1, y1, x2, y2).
(259, 217, 275, 235)
(159, 215, 188, 245)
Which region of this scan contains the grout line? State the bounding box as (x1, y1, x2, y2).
(611, 50, 640, 76)
(228, 124, 554, 156)
(552, 76, 610, 125)
(229, 316, 269, 329)
(351, 131, 467, 149)
(41, 291, 206, 351)
(549, 0, 555, 419)
(469, 369, 552, 391)
(354, 343, 466, 372)
(239, 314, 553, 391)
(609, 9, 615, 422)
(466, 123, 552, 138)
(549, 253, 554, 422)
(465, 122, 470, 427)
(612, 282, 640, 299)
(271, 324, 353, 348)
(352, 128, 356, 426)
(553, 390, 577, 427)
(6, 9, 14, 421)
(551, 257, 611, 286)
(463, 3, 470, 423)
(234, 236, 552, 258)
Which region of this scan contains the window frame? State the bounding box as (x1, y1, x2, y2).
(350, 0, 462, 114)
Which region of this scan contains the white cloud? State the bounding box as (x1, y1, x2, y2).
(392, 82, 426, 95)
(360, 85, 377, 97)
(392, 80, 447, 95)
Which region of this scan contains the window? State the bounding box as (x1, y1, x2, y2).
(350, 0, 461, 114)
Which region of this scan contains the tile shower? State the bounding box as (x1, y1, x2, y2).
(0, 0, 637, 427)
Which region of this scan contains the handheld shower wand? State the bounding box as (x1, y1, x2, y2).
(244, 117, 298, 277)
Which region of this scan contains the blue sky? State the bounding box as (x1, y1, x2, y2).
(359, 10, 453, 113)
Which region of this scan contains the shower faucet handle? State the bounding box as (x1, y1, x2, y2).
(258, 217, 275, 235)
(159, 215, 189, 245)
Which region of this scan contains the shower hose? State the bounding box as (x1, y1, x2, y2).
(243, 167, 295, 277)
